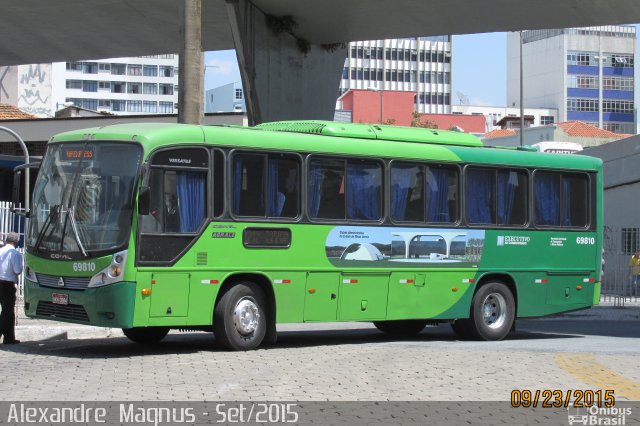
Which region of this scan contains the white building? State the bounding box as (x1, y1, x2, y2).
(507, 26, 637, 135)
(338, 36, 452, 114)
(205, 82, 245, 113)
(451, 104, 558, 132)
(0, 55, 179, 117)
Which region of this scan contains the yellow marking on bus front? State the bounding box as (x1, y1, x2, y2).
(555, 353, 640, 400)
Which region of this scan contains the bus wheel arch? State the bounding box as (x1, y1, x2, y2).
(213, 273, 277, 350)
(451, 273, 517, 341)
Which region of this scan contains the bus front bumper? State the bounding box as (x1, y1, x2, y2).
(23, 280, 136, 329)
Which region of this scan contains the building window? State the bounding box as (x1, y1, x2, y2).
(82, 80, 98, 92)
(567, 75, 598, 89)
(66, 62, 82, 72)
(540, 116, 555, 125)
(98, 81, 110, 90)
(235, 88, 243, 100)
(82, 62, 98, 74)
(143, 83, 158, 95)
(159, 84, 173, 95)
(622, 228, 640, 255)
(143, 65, 158, 76)
(128, 64, 142, 76)
(112, 82, 126, 93)
(127, 100, 143, 112)
(127, 83, 141, 94)
(567, 51, 596, 67)
(143, 101, 157, 113)
(65, 79, 82, 89)
(603, 76, 634, 91)
(98, 63, 111, 72)
(159, 101, 174, 113)
(609, 54, 634, 68)
(111, 64, 126, 75)
(111, 100, 125, 112)
(159, 66, 174, 77)
(602, 100, 634, 113)
(567, 98, 599, 112)
(98, 100, 111, 108)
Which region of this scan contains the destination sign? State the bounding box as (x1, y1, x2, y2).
(61, 146, 95, 160)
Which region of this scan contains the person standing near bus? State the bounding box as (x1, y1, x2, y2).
(629, 250, 640, 297)
(0, 232, 23, 344)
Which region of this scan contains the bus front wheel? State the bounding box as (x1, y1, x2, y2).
(373, 320, 428, 335)
(213, 282, 267, 351)
(122, 327, 169, 344)
(467, 282, 515, 341)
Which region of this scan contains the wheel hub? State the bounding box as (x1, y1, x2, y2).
(482, 292, 507, 329)
(233, 298, 260, 335)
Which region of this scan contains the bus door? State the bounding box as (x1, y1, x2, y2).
(137, 147, 209, 320)
(338, 272, 389, 320)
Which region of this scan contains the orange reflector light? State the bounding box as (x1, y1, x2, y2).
(452, 287, 458, 292)
(308, 288, 316, 294)
(141, 288, 151, 296)
(576, 285, 583, 291)
(151, 280, 156, 285)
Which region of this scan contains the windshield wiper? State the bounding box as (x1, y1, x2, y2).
(66, 207, 88, 258)
(33, 204, 61, 253)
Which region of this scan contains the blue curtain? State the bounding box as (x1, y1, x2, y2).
(466, 170, 493, 224)
(497, 171, 517, 224)
(308, 162, 323, 218)
(426, 168, 450, 222)
(534, 174, 560, 225)
(562, 177, 572, 226)
(233, 157, 243, 214)
(347, 163, 380, 220)
(267, 159, 280, 217)
(176, 171, 205, 233)
(390, 167, 413, 221)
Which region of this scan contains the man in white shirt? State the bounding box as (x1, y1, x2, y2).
(0, 232, 23, 344)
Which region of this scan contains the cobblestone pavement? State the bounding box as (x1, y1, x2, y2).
(1, 319, 639, 403)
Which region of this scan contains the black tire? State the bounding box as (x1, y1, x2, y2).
(373, 320, 428, 335)
(213, 282, 267, 351)
(467, 282, 516, 341)
(122, 327, 169, 344)
(450, 319, 476, 340)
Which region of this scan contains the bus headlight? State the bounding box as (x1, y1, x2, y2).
(88, 250, 128, 288)
(25, 265, 38, 283)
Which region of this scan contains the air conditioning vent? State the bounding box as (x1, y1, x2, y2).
(196, 252, 208, 266)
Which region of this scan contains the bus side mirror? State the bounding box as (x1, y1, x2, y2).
(12, 161, 40, 217)
(11, 170, 22, 207)
(138, 186, 150, 215)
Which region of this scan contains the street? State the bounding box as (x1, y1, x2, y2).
(1, 318, 639, 402)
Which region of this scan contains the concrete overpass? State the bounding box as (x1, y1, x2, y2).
(2, 0, 640, 124)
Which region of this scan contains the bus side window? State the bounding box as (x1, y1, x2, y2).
(465, 168, 496, 225)
(308, 159, 345, 220)
(391, 163, 425, 222)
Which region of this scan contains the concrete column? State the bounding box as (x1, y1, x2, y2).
(178, 0, 203, 124)
(226, 0, 347, 125)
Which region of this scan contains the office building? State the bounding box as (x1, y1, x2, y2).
(205, 82, 245, 113)
(0, 55, 179, 117)
(507, 26, 637, 135)
(338, 36, 452, 115)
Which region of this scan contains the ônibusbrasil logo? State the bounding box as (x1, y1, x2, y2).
(567, 405, 632, 425)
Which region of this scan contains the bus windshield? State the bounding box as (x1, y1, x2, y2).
(27, 142, 142, 259)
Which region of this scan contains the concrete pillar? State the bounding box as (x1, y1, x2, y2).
(178, 0, 204, 124)
(226, 0, 347, 125)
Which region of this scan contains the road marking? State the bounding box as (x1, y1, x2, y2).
(555, 353, 640, 400)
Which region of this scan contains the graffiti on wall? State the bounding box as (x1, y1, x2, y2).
(17, 64, 51, 117)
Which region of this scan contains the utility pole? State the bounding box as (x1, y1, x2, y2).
(519, 31, 525, 146)
(178, 0, 203, 124)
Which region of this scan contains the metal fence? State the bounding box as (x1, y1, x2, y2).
(602, 226, 639, 306)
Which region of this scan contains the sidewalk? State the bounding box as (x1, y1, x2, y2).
(11, 299, 640, 343)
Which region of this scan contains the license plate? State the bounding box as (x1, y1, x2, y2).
(52, 293, 69, 305)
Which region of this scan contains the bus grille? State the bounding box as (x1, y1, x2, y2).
(36, 274, 91, 290)
(36, 302, 90, 322)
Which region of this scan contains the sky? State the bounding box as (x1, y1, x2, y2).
(204, 25, 640, 109)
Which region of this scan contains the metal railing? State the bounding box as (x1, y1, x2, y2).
(602, 226, 639, 306)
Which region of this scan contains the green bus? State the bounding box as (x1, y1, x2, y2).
(21, 121, 602, 350)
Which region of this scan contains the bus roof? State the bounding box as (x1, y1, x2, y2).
(48, 121, 602, 172)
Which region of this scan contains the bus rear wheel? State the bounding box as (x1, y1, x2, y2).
(213, 282, 267, 351)
(122, 327, 169, 344)
(467, 282, 515, 341)
(373, 320, 428, 335)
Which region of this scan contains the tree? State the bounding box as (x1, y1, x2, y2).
(410, 111, 438, 129)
